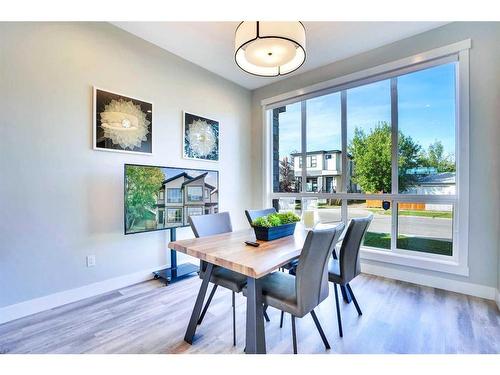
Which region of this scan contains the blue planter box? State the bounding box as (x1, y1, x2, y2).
(253, 222, 296, 241)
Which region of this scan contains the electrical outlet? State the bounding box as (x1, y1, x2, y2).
(86, 255, 96, 267)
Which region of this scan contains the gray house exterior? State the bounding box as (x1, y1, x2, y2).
(291, 150, 356, 193)
(156, 172, 218, 227)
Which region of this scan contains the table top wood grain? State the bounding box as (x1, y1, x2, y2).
(168, 226, 308, 278)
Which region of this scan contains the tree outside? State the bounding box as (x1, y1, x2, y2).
(279, 156, 296, 192)
(125, 166, 165, 230)
(419, 140, 455, 173)
(348, 121, 421, 193)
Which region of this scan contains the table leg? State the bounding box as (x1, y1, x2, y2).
(245, 277, 266, 354)
(184, 263, 214, 344)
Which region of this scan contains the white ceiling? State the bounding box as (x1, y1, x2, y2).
(112, 22, 448, 90)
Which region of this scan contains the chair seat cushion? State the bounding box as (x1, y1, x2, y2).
(328, 258, 343, 284)
(200, 266, 247, 293)
(243, 272, 303, 317)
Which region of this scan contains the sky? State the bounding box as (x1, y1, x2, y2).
(275, 62, 456, 161)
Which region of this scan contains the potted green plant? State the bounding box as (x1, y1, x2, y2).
(251, 212, 301, 241)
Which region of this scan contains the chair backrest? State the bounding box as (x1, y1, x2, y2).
(188, 212, 233, 238)
(295, 223, 345, 316)
(339, 215, 373, 283)
(244, 208, 277, 226)
(189, 212, 233, 275)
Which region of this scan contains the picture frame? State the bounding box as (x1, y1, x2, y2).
(124, 163, 220, 235)
(182, 111, 219, 162)
(93, 86, 153, 155)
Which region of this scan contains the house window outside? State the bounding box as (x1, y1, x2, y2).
(187, 207, 203, 217)
(187, 186, 203, 202)
(158, 191, 165, 200)
(167, 208, 183, 223)
(167, 188, 182, 203)
(158, 209, 164, 224)
(204, 188, 210, 200)
(298, 155, 319, 168)
(266, 46, 469, 275)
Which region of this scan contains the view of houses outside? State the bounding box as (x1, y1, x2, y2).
(272, 63, 456, 256)
(125, 165, 218, 234)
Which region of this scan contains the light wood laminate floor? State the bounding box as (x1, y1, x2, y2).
(1, 274, 499, 354)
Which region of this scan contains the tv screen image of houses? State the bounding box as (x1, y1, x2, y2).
(124, 164, 219, 234)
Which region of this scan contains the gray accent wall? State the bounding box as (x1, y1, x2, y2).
(251, 22, 500, 289)
(0, 22, 252, 307)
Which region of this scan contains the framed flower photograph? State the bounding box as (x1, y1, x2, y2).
(183, 111, 219, 162)
(93, 87, 153, 154)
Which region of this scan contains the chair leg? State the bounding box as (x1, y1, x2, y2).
(291, 315, 297, 354)
(310, 309, 331, 350)
(232, 291, 236, 346)
(346, 283, 362, 316)
(263, 304, 270, 322)
(333, 283, 343, 337)
(197, 284, 218, 325)
(279, 311, 284, 328)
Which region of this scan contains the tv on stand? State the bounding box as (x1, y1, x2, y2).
(124, 163, 219, 284)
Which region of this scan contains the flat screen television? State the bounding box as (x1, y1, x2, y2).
(124, 164, 219, 235)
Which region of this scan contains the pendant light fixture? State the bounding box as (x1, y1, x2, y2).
(234, 21, 306, 77)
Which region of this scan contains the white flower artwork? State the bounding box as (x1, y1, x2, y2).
(100, 99, 150, 149)
(183, 112, 219, 161)
(93, 88, 153, 154)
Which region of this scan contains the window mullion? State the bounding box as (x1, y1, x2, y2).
(340, 91, 348, 224)
(341, 90, 347, 193)
(390, 77, 398, 251)
(301, 101, 307, 193)
(390, 77, 399, 194)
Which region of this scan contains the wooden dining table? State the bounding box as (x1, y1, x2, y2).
(168, 225, 307, 353)
(169, 223, 350, 354)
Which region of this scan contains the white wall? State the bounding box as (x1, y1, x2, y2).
(251, 22, 500, 290)
(0, 22, 252, 308)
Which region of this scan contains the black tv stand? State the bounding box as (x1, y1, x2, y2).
(153, 227, 199, 285)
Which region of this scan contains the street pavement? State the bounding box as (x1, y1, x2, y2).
(317, 207, 452, 240)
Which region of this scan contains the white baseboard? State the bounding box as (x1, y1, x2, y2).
(0, 265, 167, 325)
(495, 289, 500, 311)
(361, 262, 497, 301)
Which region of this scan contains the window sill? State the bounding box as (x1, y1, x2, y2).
(360, 246, 469, 276)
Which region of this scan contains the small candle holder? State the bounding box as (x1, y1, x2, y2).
(302, 198, 318, 229)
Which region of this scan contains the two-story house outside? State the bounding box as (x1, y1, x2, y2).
(156, 172, 218, 227)
(291, 150, 357, 193)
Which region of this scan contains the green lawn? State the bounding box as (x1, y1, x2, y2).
(367, 208, 452, 219)
(363, 232, 452, 256)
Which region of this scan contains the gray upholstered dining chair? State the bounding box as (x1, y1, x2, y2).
(189, 212, 247, 346)
(328, 215, 373, 337)
(243, 223, 345, 354)
(244, 207, 277, 225)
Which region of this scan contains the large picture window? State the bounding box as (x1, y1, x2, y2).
(266, 42, 469, 275)
(272, 102, 302, 193)
(347, 79, 392, 194)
